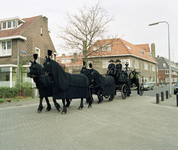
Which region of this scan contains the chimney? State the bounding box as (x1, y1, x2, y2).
(73, 53, 78, 61)
(62, 54, 65, 57)
(151, 43, 155, 58)
(43, 16, 48, 29)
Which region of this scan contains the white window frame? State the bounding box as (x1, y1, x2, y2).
(35, 47, 40, 63)
(0, 40, 12, 56)
(144, 63, 148, 70)
(102, 60, 110, 69)
(152, 65, 155, 71)
(93, 46, 99, 51)
(121, 59, 131, 67)
(1, 20, 18, 30)
(102, 45, 111, 51)
(134, 60, 139, 69)
(61, 58, 71, 63)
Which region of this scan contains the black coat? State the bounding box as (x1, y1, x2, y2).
(108, 64, 115, 70)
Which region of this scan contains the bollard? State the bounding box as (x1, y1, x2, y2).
(161, 92, 164, 101)
(177, 94, 178, 106)
(156, 93, 159, 104)
(166, 91, 168, 99)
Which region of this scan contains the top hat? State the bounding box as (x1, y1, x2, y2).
(83, 61, 86, 66)
(33, 54, 38, 60)
(48, 50, 52, 56)
(116, 59, 121, 63)
(109, 60, 114, 62)
(89, 63, 93, 68)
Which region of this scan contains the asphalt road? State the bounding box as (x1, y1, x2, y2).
(129, 85, 175, 97)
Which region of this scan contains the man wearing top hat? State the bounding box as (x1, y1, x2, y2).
(107, 60, 115, 74)
(115, 59, 122, 78)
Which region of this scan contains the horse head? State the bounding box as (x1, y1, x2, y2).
(43, 56, 52, 75)
(29, 60, 43, 78)
(29, 54, 43, 78)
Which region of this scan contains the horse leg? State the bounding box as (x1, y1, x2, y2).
(45, 97, 51, 111)
(108, 94, 114, 102)
(38, 97, 44, 113)
(97, 90, 103, 104)
(62, 99, 67, 114)
(65, 99, 71, 107)
(52, 97, 60, 112)
(78, 98, 84, 110)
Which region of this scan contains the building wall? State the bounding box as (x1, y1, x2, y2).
(87, 56, 157, 83)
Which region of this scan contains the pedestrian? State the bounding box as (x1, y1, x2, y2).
(161, 80, 163, 87)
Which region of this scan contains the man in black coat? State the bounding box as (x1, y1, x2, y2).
(107, 60, 115, 75)
(115, 59, 122, 78)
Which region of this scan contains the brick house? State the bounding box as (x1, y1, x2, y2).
(0, 15, 57, 87)
(87, 38, 158, 84)
(56, 53, 83, 74)
(155, 56, 178, 84)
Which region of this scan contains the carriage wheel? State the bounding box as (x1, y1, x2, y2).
(139, 84, 144, 96)
(121, 84, 128, 99)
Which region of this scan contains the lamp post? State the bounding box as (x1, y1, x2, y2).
(149, 21, 171, 97)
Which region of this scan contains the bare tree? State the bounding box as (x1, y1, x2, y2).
(57, 2, 115, 64)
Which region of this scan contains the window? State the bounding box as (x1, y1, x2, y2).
(163, 63, 166, 68)
(1, 20, 18, 30)
(144, 63, 148, 70)
(152, 65, 155, 71)
(121, 59, 131, 67)
(13, 20, 16, 27)
(102, 45, 111, 51)
(1, 41, 12, 56)
(3, 22, 6, 29)
(35, 47, 40, 63)
(8, 21, 11, 28)
(125, 45, 132, 50)
(140, 51, 144, 55)
(102, 60, 110, 68)
(40, 26, 43, 36)
(134, 60, 139, 69)
(61, 58, 71, 63)
(93, 46, 99, 51)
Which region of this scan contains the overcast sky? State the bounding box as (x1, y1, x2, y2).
(1, 0, 178, 61)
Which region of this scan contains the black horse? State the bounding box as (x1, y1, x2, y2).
(42, 53, 92, 114)
(81, 63, 115, 103)
(29, 54, 70, 113)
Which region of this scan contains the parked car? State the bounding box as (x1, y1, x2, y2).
(174, 82, 178, 95)
(142, 82, 154, 90)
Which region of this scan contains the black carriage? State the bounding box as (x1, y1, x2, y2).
(107, 62, 144, 99)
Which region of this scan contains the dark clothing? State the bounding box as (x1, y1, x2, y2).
(116, 64, 122, 71)
(108, 64, 115, 70)
(107, 64, 116, 75)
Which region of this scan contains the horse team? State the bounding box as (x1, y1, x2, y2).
(29, 50, 142, 114)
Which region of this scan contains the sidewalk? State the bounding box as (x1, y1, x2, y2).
(0, 94, 178, 150)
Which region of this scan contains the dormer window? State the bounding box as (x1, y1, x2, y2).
(140, 51, 144, 55)
(125, 45, 132, 50)
(93, 46, 99, 51)
(1, 20, 18, 30)
(102, 44, 111, 51)
(0, 17, 25, 30)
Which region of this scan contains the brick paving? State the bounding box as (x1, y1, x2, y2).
(0, 93, 178, 150)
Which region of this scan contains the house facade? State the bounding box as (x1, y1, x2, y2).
(87, 38, 158, 84)
(0, 15, 56, 87)
(56, 53, 83, 74)
(155, 56, 178, 84)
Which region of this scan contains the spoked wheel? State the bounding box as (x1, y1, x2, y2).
(139, 84, 144, 96)
(121, 84, 128, 99)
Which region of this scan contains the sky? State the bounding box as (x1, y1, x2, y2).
(1, 0, 178, 61)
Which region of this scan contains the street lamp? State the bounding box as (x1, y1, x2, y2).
(149, 21, 171, 97)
